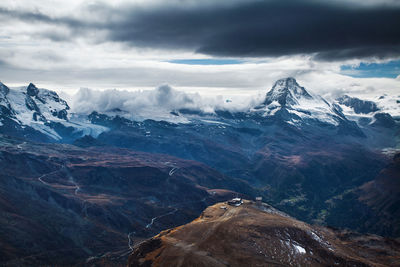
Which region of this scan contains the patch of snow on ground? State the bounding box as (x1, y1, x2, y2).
(200, 119, 230, 125)
(381, 147, 400, 156)
(310, 231, 322, 243)
(293, 244, 306, 254)
(283, 240, 306, 255)
(308, 230, 334, 251)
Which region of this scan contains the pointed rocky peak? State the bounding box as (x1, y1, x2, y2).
(27, 83, 39, 97)
(0, 81, 10, 96)
(264, 77, 312, 106)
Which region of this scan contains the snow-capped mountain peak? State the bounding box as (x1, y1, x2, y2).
(250, 78, 365, 133)
(264, 77, 313, 106)
(0, 82, 108, 141)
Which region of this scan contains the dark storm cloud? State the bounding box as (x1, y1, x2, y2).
(1, 1, 400, 61)
(314, 47, 400, 61)
(103, 0, 400, 61)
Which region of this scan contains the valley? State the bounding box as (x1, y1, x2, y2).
(0, 136, 248, 265)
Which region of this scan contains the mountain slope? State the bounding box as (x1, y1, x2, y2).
(324, 153, 400, 237)
(129, 201, 400, 267)
(0, 135, 252, 266)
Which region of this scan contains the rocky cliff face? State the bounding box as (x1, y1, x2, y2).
(129, 201, 400, 267)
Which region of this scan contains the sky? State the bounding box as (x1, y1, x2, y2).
(0, 0, 399, 101)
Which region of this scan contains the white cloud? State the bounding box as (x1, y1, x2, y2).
(70, 84, 262, 121)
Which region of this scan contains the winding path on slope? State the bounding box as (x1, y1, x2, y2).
(127, 195, 211, 251)
(36, 164, 81, 195)
(37, 170, 60, 186)
(169, 167, 179, 176)
(145, 208, 179, 229)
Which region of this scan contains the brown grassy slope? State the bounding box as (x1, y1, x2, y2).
(128, 201, 400, 267)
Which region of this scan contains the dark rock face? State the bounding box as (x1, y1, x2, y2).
(26, 83, 39, 97)
(0, 83, 12, 116)
(73, 134, 104, 147)
(88, 111, 133, 128)
(0, 82, 10, 95)
(372, 112, 396, 128)
(337, 95, 379, 114)
(25, 95, 39, 111)
(52, 109, 68, 120)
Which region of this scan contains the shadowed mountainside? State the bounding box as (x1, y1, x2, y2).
(324, 153, 400, 237)
(0, 135, 252, 266)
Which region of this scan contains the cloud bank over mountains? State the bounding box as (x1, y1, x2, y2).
(68, 76, 400, 122)
(0, 0, 399, 95)
(71, 85, 262, 120)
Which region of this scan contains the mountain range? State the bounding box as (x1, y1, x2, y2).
(1, 78, 398, 143)
(0, 77, 399, 266)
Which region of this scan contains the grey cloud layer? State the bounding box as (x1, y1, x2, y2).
(1, 0, 400, 60)
(0, 7, 82, 28)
